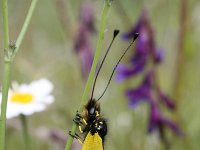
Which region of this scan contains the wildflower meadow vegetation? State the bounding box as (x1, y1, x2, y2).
(0, 0, 200, 150)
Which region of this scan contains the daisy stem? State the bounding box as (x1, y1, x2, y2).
(0, 0, 38, 149)
(20, 115, 31, 150)
(65, 1, 111, 149)
(0, 0, 11, 149)
(0, 62, 12, 150)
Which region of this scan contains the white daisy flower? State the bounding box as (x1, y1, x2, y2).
(0, 78, 54, 119)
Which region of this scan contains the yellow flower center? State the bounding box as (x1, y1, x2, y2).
(11, 92, 33, 104)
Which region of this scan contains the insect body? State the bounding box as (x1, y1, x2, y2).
(70, 30, 139, 150)
(81, 99, 107, 150)
(73, 98, 107, 150)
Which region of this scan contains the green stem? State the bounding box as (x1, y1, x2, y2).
(0, 62, 12, 150)
(79, 1, 110, 109)
(1, 0, 9, 49)
(20, 115, 31, 150)
(65, 1, 111, 150)
(0, 0, 10, 149)
(55, 0, 75, 39)
(12, 0, 39, 60)
(0, 0, 38, 149)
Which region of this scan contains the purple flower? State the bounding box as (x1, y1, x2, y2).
(126, 71, 154, 108)
(158, 89, 176, 110)
(73, 3, 96, 79)
(80, 3, 96, 33)
(148, 103, 182, 136)
(116, 10, 163, 81)
(74, 26, 93, 79)
(115, 38, 149, 81)
(153, 48, 164, 64)
(117, 9, 181, 143)
(123, 10, 149, 40)
(116, 63, 145, 81)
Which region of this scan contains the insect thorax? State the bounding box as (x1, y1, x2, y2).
(84, 99, 100, 122)
(82, 99, 107, 141)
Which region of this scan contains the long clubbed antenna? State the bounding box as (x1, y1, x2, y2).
(97, 33, 139, 101)
(90, 30, 120, 100)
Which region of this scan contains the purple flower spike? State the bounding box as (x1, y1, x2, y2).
(148, 103, 159, 133)
(79, 45, 93, 79)
(148, 103, 182, 136)
(158, 90, 176, 110)
(153, 48, 164, 64)
(117, 8, 180, 141)
(80, 3, 96, 33)
(123, 10, 149, 40)
(74, 3, 96, 79)
(162, 117, 183, 136)
(116, 9, 163, 81)
(74, 27, 89, 53)
(116, 64, 133, 81)
(126, 72, 154, 108)
(74, 26, 94, 78)
(126, 86, 150, 108)
(142, 71, 154, 87)
(116, 36, 153, 81)
(116, 62, 145, 81)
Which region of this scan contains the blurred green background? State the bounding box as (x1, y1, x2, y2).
(0, 0, 200, 149)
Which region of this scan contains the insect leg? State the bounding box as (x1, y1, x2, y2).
(73, 111, 88, 133)
(79, 125, 84, 133)
(73, 111, 83, 125)
(68, 131, 83, 144)
(82, 118, 87, 125)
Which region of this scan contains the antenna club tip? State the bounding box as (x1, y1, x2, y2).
(133, 33, 139, 41)
(113, 29, 120, 38)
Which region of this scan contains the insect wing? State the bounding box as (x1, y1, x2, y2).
(82, 132, 103, 150)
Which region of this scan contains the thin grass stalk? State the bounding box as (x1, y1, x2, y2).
(0, 0, 38, 149)
(65, 1, 111, 149)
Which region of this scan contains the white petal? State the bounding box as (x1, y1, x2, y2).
(28, 79, 53, 96)
(35, 95, 54, 104)
(20, 104, 46, 116)
(7, 110, 20, 119)
(17, 84, 30, 93)
(6, 103, 21, 119)
(45, 95, 54, 104)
